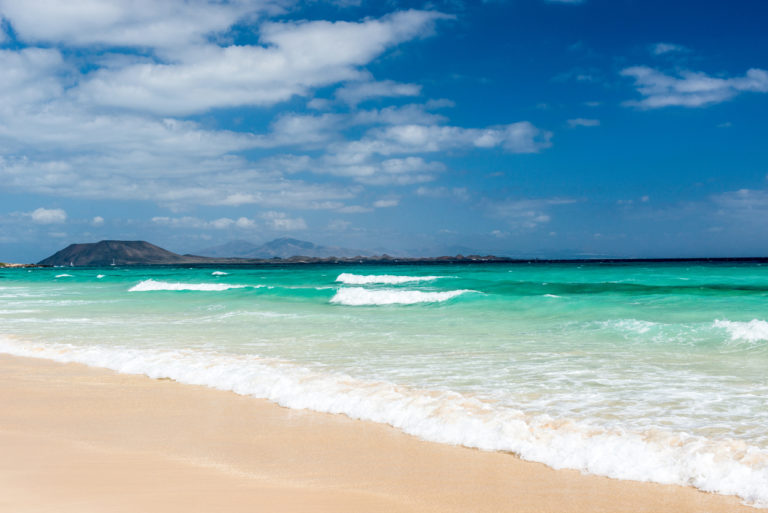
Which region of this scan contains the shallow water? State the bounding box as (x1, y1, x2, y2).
(1, 262, 767, 505)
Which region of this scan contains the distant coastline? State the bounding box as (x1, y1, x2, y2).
(11, 238, 768, 268)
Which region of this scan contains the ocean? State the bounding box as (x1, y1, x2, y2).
(1, 262, 767, 506)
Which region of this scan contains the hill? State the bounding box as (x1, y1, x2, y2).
(37, 240, 209, 266)
(197, 237, 372, 259)
(37, 240, 511, 266)
(195, 240, 261, 258)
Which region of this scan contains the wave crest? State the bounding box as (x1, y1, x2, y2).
(714, 319, 768, 342)
(336, 273, 441, 285)
(128, 279, 249, 292)
(0, 335, 766, 508)
(331, 287, 469, 306)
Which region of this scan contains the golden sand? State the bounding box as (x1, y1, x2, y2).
(0, 354, 755, 513)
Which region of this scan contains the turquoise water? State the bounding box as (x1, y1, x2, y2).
(1, 263, 767, 505)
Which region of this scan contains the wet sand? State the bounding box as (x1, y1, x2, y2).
(0, 354, 755, 513)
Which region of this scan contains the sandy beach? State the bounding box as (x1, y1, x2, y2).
(0, 353, 755, 513)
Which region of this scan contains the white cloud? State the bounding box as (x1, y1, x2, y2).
(337, 205, 373, 214)
(0, 2, 560, 230)
(567, 118, 600, 128)
(320, 156, 446, 185)
(311, 123, 550, 185)
(265, 112, 344, 147)
(209, 218, 236, 230)
(260, 211, 307, 231)
(152, 216, 206, 228)
(621, 66, 768, 109)
(345, 122, 552, 155)
(373, 198, 399, 208)
(486, 198, 575, 229)
(327, 219, 351, 231)
(415, 186, 469, 201)
(27, 207, 67, 224)
(651, 42, 687, 55)
(351, 104, 447, 126)
(151, 216, 258, 230)
(335, 79, 421, 105)
(235, 217, 257, 229)
(0, 0, 274, 50)
(712, 188, 768, 216)
(74, 10, 449, 115)
(272, 119, 550, 186)
(0, 48, 68, 106)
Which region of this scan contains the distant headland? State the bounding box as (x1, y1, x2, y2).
(5, 239, 766, 268)
(34, 240, 510, 267)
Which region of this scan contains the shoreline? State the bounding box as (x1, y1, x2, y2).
(0, 353, 755, 512)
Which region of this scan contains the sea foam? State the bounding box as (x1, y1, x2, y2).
(0, 334, 766, 508)
(128, 279, 249, 292)
(714, 319, 768, 342)
(336, 273, 441, 285)
(331, 287, 469, 305)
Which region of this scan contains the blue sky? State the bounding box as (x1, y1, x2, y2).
(1, 0, 767, 261)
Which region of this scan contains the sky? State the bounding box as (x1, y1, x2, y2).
(1, 0, 767, 262)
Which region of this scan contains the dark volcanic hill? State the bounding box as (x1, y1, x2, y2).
(37, 240, 207, 266)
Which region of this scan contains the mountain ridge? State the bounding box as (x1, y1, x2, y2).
(36, 239, 509, 266)
(197, 237, 373, 259)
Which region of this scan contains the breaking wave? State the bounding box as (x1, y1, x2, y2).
(330, 287, 470, 306)
(336, 273, 442, 285)
(128, 279, 251, 292)
(0, 334, 765, 508)
(714, 319, 768, 342)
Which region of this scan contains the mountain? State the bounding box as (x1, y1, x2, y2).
(37, 239, 512, 267)
(195, 239, 261, 258)
(37, 240, 208, 266)
(197, 237, 373, 259)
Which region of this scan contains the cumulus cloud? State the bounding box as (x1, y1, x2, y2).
(316, 155, 446, 185)
(0, 0, 275, 50)
(415, 186, 470, 201)
(319, 123, 551, 182)
(651, 42, 688, 55)
(0, 48, 68, 106)
(373, 198, 399, 208)
(335, 79, 421, 105)
(567, 118, 600, 128)
(151, 216, 258, 230)
(486, 198, 575, 229)
(270, 119, 551, 185)
(0, 8, 463, 211)
(621, 66, 768, 109)
(260, 211, 307, 231)
(27, 207, 67, 224)
(348, 122, 553, 155)
(712, 188, 768, 216)
(0, 1, 554, 230)
(74, 10, 449, 115)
